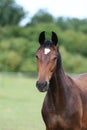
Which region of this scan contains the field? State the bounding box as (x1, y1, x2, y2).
(0, 74, 45, 130)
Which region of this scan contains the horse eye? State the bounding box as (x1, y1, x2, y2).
(54, 57, 57, 60)
(50, 57, 57, 63)
(53, 57, 57, 61)
(36, 55, 38, 59)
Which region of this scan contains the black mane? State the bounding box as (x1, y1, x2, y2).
(57, 52, 62, 70)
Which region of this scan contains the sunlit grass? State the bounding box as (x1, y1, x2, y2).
(0, 74, 45, 130)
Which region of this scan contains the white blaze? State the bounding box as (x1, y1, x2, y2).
(44, 48, 51, 54)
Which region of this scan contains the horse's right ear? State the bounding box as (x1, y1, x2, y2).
(51, 32, 58, 46)
(39, 31, 45, 45)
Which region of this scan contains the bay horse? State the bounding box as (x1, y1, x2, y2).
(36, 31, 87, 130)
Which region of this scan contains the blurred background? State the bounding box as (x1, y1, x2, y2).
(0, 0, 87, 130)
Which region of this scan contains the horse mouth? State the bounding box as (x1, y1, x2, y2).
(36, 81, 49, 92)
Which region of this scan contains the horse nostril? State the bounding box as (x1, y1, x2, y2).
(36, 81, 47, 88)
(36, 81, 40, 87)
(44, 81, 47, 87)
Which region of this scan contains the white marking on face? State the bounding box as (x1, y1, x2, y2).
(44, 48, 51, 54)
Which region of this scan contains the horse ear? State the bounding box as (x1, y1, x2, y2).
(39, 31, 45, 45)
(51, 32, 58, 46)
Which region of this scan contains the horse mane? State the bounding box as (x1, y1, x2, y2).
(57, 52, 62, 70)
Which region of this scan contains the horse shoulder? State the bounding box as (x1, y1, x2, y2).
(72, 73, 87, 129)
(72, 73, 87, 102)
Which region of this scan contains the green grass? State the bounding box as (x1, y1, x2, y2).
(0, 74, 45, 130)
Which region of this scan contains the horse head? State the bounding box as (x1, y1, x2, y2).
(36, 31, 61, 92)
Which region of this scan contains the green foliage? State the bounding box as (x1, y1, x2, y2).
(60, 47, 87, 73)
(0, 0, 26, 26)
(0, 37, 37, 72)
(56, 17, 87, 33)
(0, 22, 87, 73)
(30, 11, 87, 34)
(6, 51, 22, 71)
(30, 9, 54, 25)
(61, 30, 87, 56)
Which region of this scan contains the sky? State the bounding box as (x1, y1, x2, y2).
(16, 0, 87, 25)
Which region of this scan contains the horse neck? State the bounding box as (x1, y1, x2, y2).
(49, 62, 71, 110)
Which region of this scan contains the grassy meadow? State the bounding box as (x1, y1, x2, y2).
(0, 74, 45, 130)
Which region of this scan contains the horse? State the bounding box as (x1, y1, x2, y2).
(36, 31, 87, 130)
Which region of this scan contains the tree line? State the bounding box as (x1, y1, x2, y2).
(0, 24, 87, 73)
(29, 9, 87, 34)
(0, 0, 87, 35)
(0, 0, 87, 73)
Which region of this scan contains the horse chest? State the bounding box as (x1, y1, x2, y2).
(42, 106, 69, 129)
(42, 101, 82, 130)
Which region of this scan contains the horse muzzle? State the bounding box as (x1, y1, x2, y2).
(36, 81, 49, 92)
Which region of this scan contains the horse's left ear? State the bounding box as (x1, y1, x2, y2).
(51, 32, 58, 46)
(39, 31, 45, 45)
